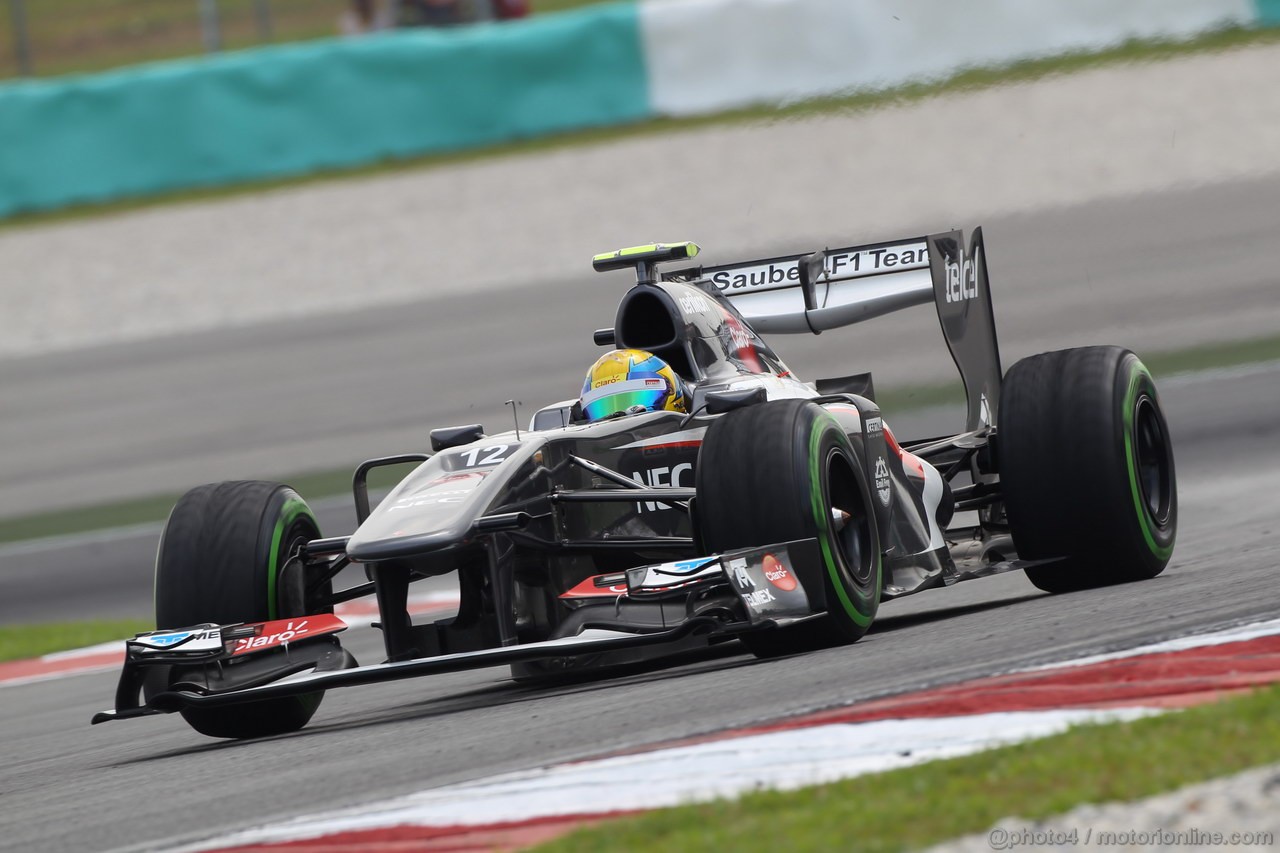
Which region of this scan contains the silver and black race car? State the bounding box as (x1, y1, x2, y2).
(93, 228, 1177, 739)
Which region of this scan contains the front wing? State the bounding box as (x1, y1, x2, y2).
(92, 540, 824, 725)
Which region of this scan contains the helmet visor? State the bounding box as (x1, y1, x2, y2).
(581, 378, 670, 422)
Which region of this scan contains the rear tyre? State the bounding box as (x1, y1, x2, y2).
(999, 347, 1176, 593)
(154, 481, 330, 738)
(696, 399, 881, 658)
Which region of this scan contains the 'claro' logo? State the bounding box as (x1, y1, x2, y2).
(762, 554, 797, 592)
(233, 620, 312, 655)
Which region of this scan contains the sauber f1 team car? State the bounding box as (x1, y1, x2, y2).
(94, 228, 1177, 738)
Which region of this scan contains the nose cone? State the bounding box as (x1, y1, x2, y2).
(345, 465, 493, 561)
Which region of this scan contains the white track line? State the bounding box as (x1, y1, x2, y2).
(1028, 617, 1280, 672)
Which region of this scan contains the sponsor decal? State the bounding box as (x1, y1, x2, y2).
(631, 462, 693, 513)
(389, 470, 491, 512)
(230, 616, 344, 656)
(425, 472, 483, 487)
(678, 293, 712, 316)
(623, 557, 722, 596)
(944, 255, 978, 303)
(742, 589, 777, 606)
(729, 558, 755, 591)
(145, 630, 198, 647)
(133, 627, 223, 653)
(708, 243, 929, 295)
(669, 558, 715, 573)
(720, 313, 765, 373)
(874, 457, 892, 506)
(761, 554, 797, 592)
(864, 416, 882, 434)
(722, 314, 754, 352)
(388, 488, 477, 511)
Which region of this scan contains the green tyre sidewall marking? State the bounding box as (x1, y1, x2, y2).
(808, 413, 877, 628)
(1122, 359, 1174, 561)
(264, 490, 323, 722)
(266, 493, 315, 620)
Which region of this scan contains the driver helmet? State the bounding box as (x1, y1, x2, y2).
(580, 349, 689, 422)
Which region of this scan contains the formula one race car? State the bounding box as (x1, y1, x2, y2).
(93, 228, 1177, 738)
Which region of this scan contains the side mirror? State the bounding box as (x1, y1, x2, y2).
(705, 386, 768, 415)
(430, 424, 485, 452)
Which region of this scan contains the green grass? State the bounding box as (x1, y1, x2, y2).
(0, 619, 152, 662)
(4, 23, 1280, 232)
(2, 333, 1277, 547)
(538, 684, 1280, 853)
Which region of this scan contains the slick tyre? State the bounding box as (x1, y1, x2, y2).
(697, 399, 881, 658)
(153, 481, 329, 738)
(999, 347, 1176, 593)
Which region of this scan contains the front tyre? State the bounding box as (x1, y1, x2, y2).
(696, 399, 881, 657)
(999, 347, 1177, 593)
(154, 481, 331, 738)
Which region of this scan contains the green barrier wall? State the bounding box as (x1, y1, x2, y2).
(1256, 0, 1280, 24)
(0, 3, 648, 217)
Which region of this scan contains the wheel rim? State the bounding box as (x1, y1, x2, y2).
(825, 448, 873, 586)
(1133, 395, 1173, 526)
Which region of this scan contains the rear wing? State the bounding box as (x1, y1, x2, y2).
(667, 229, 1002, 431)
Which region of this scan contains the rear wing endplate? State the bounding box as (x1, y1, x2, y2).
(667, 229, 1002, 431)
